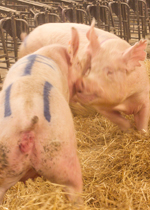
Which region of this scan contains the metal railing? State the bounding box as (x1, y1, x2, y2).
(1, 0, 150, 70)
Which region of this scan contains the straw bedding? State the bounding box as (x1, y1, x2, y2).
(0, 60, 150, 210)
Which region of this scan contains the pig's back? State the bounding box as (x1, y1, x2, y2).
(37, 22, 119, 44)
(19, 22, 119, 58)
(3, 54, 63, 91)
(0, 75, 73, 146)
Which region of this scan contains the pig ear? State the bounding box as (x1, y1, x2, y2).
(86, 18, 100, 55)
(122, 39, 147, 71)
(69, 27, 79, 62)
(81, 52, 91, 76)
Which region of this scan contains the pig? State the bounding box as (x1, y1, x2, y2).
(18, 20, 149, 132)
(75, 21, 149, 132)
(19, 21, 118, 61)
(0, 28, 83, 204)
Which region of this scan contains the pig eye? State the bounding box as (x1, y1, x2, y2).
(76, 61, 81, 70)
(84, 67, 91, 77)
(107, 71, 113, 75)
(77, 80, 84, 93)
(105, 67, 113, 76)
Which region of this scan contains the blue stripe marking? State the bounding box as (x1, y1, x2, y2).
(9, 60, 27, 72)
(43, 81, 53, 122)
(37, 54, 53, 62)
(10, 54, 56, 73)
(4, 54, 56, 118)
(4, 84, 13, 117)
(33, 54, 56, 70)
(36, 60, 55, 70)
(23, 54, 37, 76)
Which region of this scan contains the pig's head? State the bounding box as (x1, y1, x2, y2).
(75, 20, 147, 108)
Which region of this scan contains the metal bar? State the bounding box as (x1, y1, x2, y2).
(0, 20, 10, 70)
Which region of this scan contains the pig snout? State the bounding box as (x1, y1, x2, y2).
(75, 78, 98, 103)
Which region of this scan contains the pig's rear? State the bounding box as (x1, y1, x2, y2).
(0, 75, 82, 204)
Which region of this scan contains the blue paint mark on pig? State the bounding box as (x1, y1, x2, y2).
(4, 84, 13, 117)
(4, 55, 56, 119)
(43, 81, 53, 122)
(36, 55, 56, 71)
(10, 54, 56, 74)
(22, 54, 56, 75)
(23, 54, 37, 76)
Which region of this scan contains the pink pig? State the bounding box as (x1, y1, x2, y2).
(76, 21, 149, 132)
(0, 28, 82, 204)
(19, 22, 118, 62)
(18, 20, 149, 132)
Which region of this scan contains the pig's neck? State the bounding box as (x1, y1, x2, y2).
(38, 46, 70, 77)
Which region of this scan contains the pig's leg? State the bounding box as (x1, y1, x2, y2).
(0, 176, 21, 204)
(30, 150, 83, 204)
(98, 109, 131, 131)
(134, 103, 149, 132)
(58, 155, 83, 204)
(0, 188, 6, 204)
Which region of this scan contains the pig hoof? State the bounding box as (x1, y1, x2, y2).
(64, 188, 83, 206)
(71, 196, 83, 207)
(141, 129, 147, 133)
(139, 129, 148, 135)
(125, 129, 132, 134)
